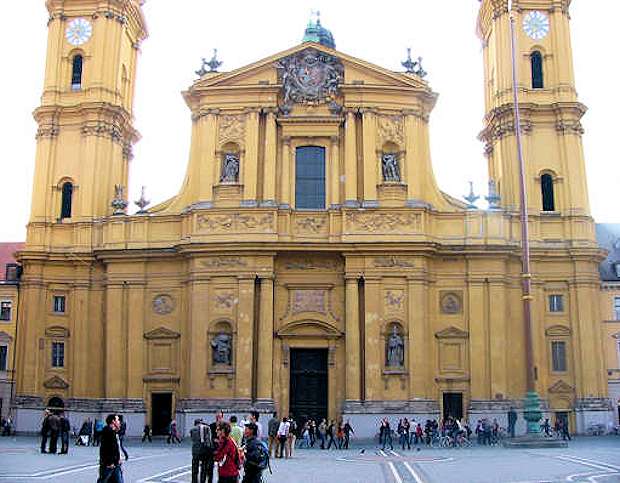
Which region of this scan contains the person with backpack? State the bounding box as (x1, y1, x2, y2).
(267, 412, 279, 458)
(118, 415, 129, 460)
(190, 418, 212, 483)
(243, 422, 269, 483)
(214, 422, 241, 483)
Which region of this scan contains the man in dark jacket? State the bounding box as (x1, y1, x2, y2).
(59, 413, 70, 454)
(40, 410, 50, 453)
(98, 414, 123, 483)
(243, 422, 265, 483)
(190, 419, 211, 483)
(47, 412, 60, 454)
(207, 411, 223, 483)
(507, 408, 518, 438)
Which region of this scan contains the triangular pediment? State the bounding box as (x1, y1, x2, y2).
(191, 42, 429, 91)
(277, 319, 343, 339)
(435, 326, 469, 339)
(144, 326, 181, 340)
(548, 380, 574, 394)
(43, 375, 69, 390)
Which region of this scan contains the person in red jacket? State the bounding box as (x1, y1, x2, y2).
(214, 422, 240, 483)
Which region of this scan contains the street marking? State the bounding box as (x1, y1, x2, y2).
(388, 449, 400, 457)
(137, 465, 191, 483)
(404, 461, 425, 483)
(163, 470, 192, 482)
(558, 455, 620, 472)
(388, 462, 403, 483)
(378, 449, 389, 458)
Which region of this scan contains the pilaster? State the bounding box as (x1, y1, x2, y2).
(257, 276, 274, 401)
(235, 277, 255, 399)
(364, 277, 382, 401)
(344, 110, 358, 207)
(361, 110, 378, 207)
(329, 136, 341, 208)
(280, 137, 291, 208)
(345, 276, 361, 401)
(262, 110, 277, 206)
(242, 110, 260, 206)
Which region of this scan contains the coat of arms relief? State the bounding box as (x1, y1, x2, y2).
(276, 48, 344, 115)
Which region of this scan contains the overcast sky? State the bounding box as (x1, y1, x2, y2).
(1, 1, 618, 241)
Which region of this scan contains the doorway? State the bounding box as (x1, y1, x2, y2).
(442, 392, 463, 420)
(290, 349, 328, 427)
(151, 392, 173, 436)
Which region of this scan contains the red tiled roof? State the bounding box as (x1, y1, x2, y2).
(0, 242, 24, 281)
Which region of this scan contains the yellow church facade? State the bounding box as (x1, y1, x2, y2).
(13, 0, 613, 436)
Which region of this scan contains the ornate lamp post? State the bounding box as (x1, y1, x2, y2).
(507, 1, 542, 436)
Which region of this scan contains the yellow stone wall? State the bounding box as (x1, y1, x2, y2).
(13, 0, 612, 433)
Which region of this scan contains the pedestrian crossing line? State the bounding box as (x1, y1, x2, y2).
(136, 464, 191, 483)
(557, 454, 620, 472)
(162, 469, 192, 482)
(388, 461, 404, 483)
(378, 449, 389, 458)
(388, 449, 400, 458)
(403, 461, 425, 483)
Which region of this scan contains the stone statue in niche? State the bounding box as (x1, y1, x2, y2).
(220, 153, 240, 183)
(386, 326, 404, 367)
(211, 333, 233, 365)
(382, 153, 401, 182)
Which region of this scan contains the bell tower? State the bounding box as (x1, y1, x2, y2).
(478, 0, 590, 217)
(29, 0, 147, 225)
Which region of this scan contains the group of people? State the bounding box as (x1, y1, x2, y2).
(541, 417, 572, 440)
(39, 409, 71, 454)
(190, 410, 269, 483)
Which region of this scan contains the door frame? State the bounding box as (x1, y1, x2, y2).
(289, 348, 329, 425)
(150, 391, 174, 436)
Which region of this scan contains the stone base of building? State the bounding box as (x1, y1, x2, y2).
(14, 396, 147, 437)
(341, 399, 440, 439)
(574, 397, 614, 433)
(503, 435, 568, 449)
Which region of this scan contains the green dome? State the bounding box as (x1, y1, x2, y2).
(302, 18, 336, 49)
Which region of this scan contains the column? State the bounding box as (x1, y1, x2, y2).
(280, 137, 291, 208)
(362, 109, 378, 207)
(105, 283, 125, 397)
(236, 277, 255, 400)
(242, 109, 260, 206)
(468, 279, 489, 400)
(404, 113, 418, 202)
(257, 276, 274, 401)
(330, 136, 341, 208)
(364, 278, 382, 401)
(126, 283, 146, 398)
(198, 111, 217, 203)
(408, 277, 429, 399)
(488, 280, 508, 399)
(189, 278, 209, 397)
(345, 276, 361, 401)
(262, 110, 277, 206)
(344, 110, 358, 207)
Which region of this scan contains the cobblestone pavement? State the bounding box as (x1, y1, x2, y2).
(1, 436, 620, 482)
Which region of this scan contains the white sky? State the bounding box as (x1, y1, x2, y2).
(1, 1, 618, 241)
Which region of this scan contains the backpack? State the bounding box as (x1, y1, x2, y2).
(247, 439, 271, 473)
(202, 425, 214, 450)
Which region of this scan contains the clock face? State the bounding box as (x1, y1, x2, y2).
(523, 11, 550, 41)
(65, 18, 93, 46)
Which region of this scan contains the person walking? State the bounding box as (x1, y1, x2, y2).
(118, 415, 129, 460)
(276, 417, 289, 458)
(47, 411, 60, 454)
(402, 418, 411, 450)
(242, 422, 268, 483)
(97, 414, 123, 483)
(318, 419, 327, 449)
(207, 410, 224, 483)
(287, 417, 297, 457)
(190, 419, 212, 483)
(40, 410, 50, 453)
(343, 420, 355, 449)
(560, 419, 572, 441)
(230, 415, 243, 447)
(214, 422, 241, 483)
(381, 418, 393, 451)
(168, 419, 181, 444)
(507, 407, 517, 438)
(93, 418, 104, 446)
(267, 412, 279, 458)
(142, 424, 152, 443)
(59, 412, 70, 454)
(326, 420, 337, 449)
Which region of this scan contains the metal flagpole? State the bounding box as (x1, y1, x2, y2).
(507, 0, 542, 435)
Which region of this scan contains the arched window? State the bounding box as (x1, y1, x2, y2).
(295, 146, 325, 209)
(60, 182, 73, 219)
(531, 51, 544, 89)
(71, 54, 83, 90)
(541, 173, 555, 211)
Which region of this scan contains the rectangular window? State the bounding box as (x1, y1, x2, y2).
(548, 294, 564, 313)
(53, 296, 66, 314)
(295, 146, 326, 210)
(0, 301, 11, 321)
(551, 341, 567, 372)
(51, 342, 64, 368)
(615, 297, 620, 321)
(0, 346, 7, 371)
